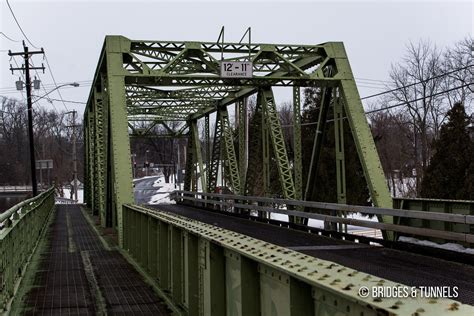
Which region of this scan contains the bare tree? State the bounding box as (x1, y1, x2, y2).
(368, 106, 414, 197)
(388, 40, 444, 192)
(442, 36, 473, 111)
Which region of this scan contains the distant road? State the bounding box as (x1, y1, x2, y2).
(133, 176, 161, 204)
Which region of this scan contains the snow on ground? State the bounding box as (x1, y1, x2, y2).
(263, 207, 382, 237)
(148, 176, 177, 204)
(133, 175, 159, 182)
(399, 236, 474, 255)
(62, 188, 84, 203)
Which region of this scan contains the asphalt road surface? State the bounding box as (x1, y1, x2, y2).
(133, 176, 161, 204)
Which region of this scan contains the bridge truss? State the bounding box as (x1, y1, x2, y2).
(83, 36, 392, 244)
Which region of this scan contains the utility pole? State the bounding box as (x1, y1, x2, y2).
(66, 110, 79, 201)
(8, 42, 45, 196)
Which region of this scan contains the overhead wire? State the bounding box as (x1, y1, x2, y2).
(11, 56, 26, 102)
(0, 80, 92, 93)
(4, 0, 75, 112)
(38, 97, 86, 105)
(43, 55, 69, 112)
(360, 64, 473, 100)
(281, 83, 471, 128)
(0, 31, 19, 42)
(5, 0, 39, 48)
(364, 83, 471, 114)
(31, 59, 60, 113)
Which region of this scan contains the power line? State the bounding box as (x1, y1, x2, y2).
(0, 81, 92, 93)
(0, 31, 19, 42)
(281, 83, 471, 127)
(365, 83, 471, 114)
(360, 64, 473, 100)
(11, 56, 26, 102)
(34, 97, 86, 105)
(43, 55, 69, 112)
(31, 59, 59, 113)
(5, 0, 39, 49)
(356, 77, 392, 84)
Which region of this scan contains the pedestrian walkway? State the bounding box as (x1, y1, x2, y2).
(19, 205, 170, 315)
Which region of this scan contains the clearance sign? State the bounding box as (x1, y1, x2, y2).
(220, 61, 253, 78)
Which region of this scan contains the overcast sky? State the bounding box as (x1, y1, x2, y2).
(1, 0, 472, 115)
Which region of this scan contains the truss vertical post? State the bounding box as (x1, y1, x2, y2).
(105, 36, 134, 246)
(184, 129, 194, 192)
(205, 114, 210, 171)
(333, 88, 347, 232)
(94, 85, 107, 225)
(261, 98, 271, 197)
(83, 111, 91, 206)
(332, 42, 393, 239)
(245, 100, 263, 196)
(238, 98, 248, 188)
(293, 87, 302, 201)
(191, 120, 206, 192)
(304, 87, 332, 202)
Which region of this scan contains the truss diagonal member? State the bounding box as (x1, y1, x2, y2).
(161, 48, 189, 74)
(131, 43, 179, 63)
(220, 108, 241, 194)
(260, 88, 295, 199)
(197, 49, 220, 73)
(207, 111, 223, 192)
(274, 52, 307, 76)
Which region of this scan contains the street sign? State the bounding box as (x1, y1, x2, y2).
(220, 61, 252, 78)
(36, 159, 53, 170)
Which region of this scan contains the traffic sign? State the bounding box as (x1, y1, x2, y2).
(220, 61, 252, 78)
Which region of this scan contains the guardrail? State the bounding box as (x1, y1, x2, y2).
(0, 187, 55, 312)
(394, 197, 474, 246)
(55, 197, 77, 204)
(0, 186, 32, 193)
(123, 204, 472, 315)
(172, 191, 474, 245)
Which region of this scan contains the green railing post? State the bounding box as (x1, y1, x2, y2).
(0, 188, 55, 312)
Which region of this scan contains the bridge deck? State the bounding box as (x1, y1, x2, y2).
(150, 203, 474, 305)
(19, 205, 170, 315)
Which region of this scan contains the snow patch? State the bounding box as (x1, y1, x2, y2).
(148, 180, 176, 205)
(133, 175, 159, 183)
(62, 188, 84, 203)
(399, 236, 474, 255)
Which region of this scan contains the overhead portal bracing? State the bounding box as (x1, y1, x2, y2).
(84, 36, 392, 245)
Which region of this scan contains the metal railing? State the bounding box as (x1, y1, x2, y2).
(122, 203, 473, 315)
(393, 197, 474, 245)
(0, 187, 55, 311)
(0, 186, 32, 193)
(55, 197, 77, 204)
(172, 191, 474, 245)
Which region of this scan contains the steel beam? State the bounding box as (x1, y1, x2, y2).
(293, 86, 302, 200)
(105, 37, 134, 245)
(260, 88, 295, 199)
(333, 90, 347, 232)
(330, 42, 393, 238)
(122, 204, 473, 316)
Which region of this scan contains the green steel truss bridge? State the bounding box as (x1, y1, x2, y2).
(1, 36, 474, 315)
